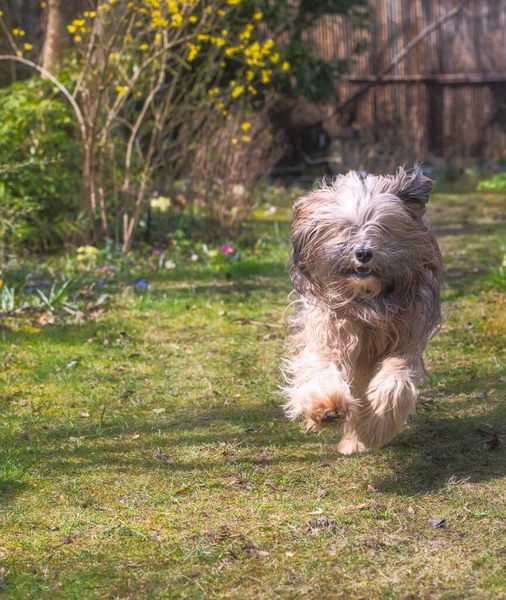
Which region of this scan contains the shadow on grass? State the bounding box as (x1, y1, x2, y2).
(2, 379, 505, 502)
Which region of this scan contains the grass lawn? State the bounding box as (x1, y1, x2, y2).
(1, 185, 505, 599)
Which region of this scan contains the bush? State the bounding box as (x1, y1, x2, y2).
(477, 172, 506, 191)
(190, 107, 284, 237)
(0, 78, 83, 252)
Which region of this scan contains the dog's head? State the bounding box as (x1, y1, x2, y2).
(290, 164, 442, 308)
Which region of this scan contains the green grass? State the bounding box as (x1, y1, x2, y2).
(1, 187, 506, 599)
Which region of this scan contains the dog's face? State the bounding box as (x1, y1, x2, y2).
(291, 165, 441, 307)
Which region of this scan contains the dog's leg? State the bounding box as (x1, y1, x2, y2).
(336, 425, 368, 455)
(354, 356, 419, 449)
(284, 362, 356, 430)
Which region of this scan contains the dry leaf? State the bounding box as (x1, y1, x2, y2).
(428, 518, 446, 529)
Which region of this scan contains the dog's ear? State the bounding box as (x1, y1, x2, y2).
(396, 163, 433, 216)
(290, 208, 311, 295)
(289, 192, 320, 296)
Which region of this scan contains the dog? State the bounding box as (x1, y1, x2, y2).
(282, 164, 442, 454)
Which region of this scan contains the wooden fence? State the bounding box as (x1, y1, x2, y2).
(301, 0, 506, 169)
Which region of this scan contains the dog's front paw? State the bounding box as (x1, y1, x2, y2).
(303, 374, 355, 430)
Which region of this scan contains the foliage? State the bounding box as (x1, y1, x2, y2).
(0, 78, 82, 250)
(477, 171, 506, 191)
(487, 250, 506, 293)
(0, 0, 368, 251)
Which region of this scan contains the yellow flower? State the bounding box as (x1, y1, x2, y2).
(247, 85, 257, 95)
(172, 13, 183, 27)
(74, 35, 82, 42)
(242, 135, 251, 142)
(261, 69, 272, 84)
(12, 28, 26, 36)
(0, 10, 3, 16)
(246, 70, 254, 81)
(77, 245, 99, 257)
(136, 91, 143, 97)
(253, 11, 263, 20)
(222, 110, 228, 116)
(89, 11, 96, 18)
(208, 87, 219, 96)
(187, 42, 200, 62)
(220, 61, 226, 67)
(231, 85, 244, 98)
(116, 85, 129, 97)
(24, 43, 33, 50)
(217, 102, 225, 109)
(109, 52, 120, 60)
(232, 138, 238, 145)
(217, 9, 225, 16)
(241, 122, 251, 131)
(0, 279, 3, 288)
(282, 61, 290, 71)
(139, 43, 149, 51)
(228, 0, 241, 4)
(269, 52, 280, 64)
(40, 0, 46, 5)
(189, 15, 198, 23)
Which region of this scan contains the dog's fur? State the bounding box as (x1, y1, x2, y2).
(282, 164, 443, 454)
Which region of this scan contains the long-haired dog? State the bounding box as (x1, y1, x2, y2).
(283, 164, 442, 454)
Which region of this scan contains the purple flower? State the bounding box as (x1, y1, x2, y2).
(98, 279, 106, 288)
(190, 253, 198, 261)
(27, 287, 33, 294)
(136, 278, 149, 290)
(277, 237, 282, 243)
(95, 265, 109, 272)
(220, 244, 235, 256)
(233, 253, 241, 260)
(153, 247, 162, 257)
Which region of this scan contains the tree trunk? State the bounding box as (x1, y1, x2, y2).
(41, 0, 68, 73)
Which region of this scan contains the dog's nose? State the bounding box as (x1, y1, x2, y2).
(355, 246, 373, 263)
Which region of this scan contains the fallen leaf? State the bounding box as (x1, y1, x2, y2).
(69, 436, 78, 442)
(484, 433, 503, 451)
(153, 408, 165, 415)
(79, 412, 90, 418)
(317, 489, 329, 500)
(62, 536, 72, 545)
(306, 516, 341, 535)
(428, 518, 446, 529)
(154, 448, 169, 461)
(345, 500, 382, 513)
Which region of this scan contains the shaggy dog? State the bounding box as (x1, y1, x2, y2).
(283, 164, 442, 454)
